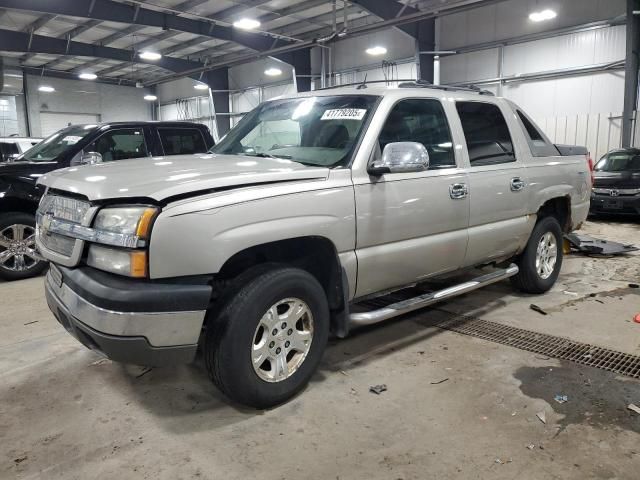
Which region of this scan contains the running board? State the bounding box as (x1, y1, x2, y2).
(349, 264, 519, 327)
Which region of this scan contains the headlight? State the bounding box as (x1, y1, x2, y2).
(93, 206, 158, 238)
(87, 244, 148, 278)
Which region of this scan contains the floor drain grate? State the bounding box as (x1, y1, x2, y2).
(427, 309, 640, 379)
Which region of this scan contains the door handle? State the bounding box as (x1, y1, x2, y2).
(510, 177, 526, 192)
(449, 183, 469, 199)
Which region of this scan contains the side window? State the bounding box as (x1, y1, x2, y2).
(456, 102, 515, 166)
(158, 128, 207, 155)
(515, 110, 560, 157)
(89, 129, 147, 162)
(378, 99, 456, 169)
(0, 142, 19, 161)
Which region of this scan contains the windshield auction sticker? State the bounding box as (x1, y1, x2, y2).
(321, 108, 367, 121)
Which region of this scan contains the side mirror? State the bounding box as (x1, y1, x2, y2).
(368, 142, 430, 176)
(79, 151, 103, 165)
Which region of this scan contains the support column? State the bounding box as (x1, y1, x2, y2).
(203, 68, 230, 137)
(276, 48, 312, 92)
(416, 19, 436, 83)
(622, 0, 640, 147)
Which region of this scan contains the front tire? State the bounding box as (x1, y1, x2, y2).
(205, 267, 329, 409)
(510, 216, 563, 294)
(0, 212, 48, 281)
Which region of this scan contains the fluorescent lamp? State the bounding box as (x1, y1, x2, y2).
(264, 67, 282, 76)
(529, 9, 557, 22)
(365, 46, 387, 56)
(194, 83, 209, 90)
(143, 94, 158, 101)
(139, 51, 162, 61)
(38, 86, 55, 93)
(233, 18, 261, 30)
(78, 72, 97, 80)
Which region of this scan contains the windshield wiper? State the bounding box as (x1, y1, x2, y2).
(252, 152, 293, 160)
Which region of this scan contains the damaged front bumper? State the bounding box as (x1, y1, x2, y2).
(45, 264, 212, 366)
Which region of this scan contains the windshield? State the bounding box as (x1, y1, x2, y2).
(210, 95, 378, 167)
(595, 151, 640, 172)
(21, 125, 96, 161)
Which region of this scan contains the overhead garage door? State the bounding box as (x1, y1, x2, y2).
(40, 112, 101, 137)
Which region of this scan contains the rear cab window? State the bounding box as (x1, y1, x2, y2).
(455, 101, 516, 166)
(158, 128, 208, 155)
(514, 109, 559, 157)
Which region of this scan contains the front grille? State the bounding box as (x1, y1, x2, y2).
(37, 194, 91, 260)
(39, 194, 90, 223)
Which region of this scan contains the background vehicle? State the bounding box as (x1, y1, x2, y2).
(0, 136, 42, 162)
(0, 121, 214, 280)
(590, 148, 640, 216)
(36, 85, 591, 408)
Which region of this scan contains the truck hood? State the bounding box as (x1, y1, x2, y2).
(37, 153, 330, 202)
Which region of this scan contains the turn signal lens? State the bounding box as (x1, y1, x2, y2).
(136, 208, 158, 238)
(130, 251, 148, 278)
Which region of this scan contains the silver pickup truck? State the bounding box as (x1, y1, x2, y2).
(36, 83, 592, 408)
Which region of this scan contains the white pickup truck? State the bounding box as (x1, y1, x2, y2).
(36, 82, 592, 408)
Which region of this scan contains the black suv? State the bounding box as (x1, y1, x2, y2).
(0, 121, 214, 280)
(590, 148, 640, 217)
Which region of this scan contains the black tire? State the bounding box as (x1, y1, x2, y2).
(0, 212, 48, 281)
(204, 266, 329, 409)
(510, 216, 563, 294)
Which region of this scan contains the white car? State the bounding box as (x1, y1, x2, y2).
(0, 136, 42, 162)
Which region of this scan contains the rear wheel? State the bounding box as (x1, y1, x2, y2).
(510, 216, 563, 294)
(204, 266, 329, 409)
(0, 212, 48, 281)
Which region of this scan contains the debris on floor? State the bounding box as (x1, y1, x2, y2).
(564, 233, 638, 256)
(554, 394, 569, 404)
(369, 384, 387, 395)
(536, 411, 547, 424)
(23, 320, 38, 326)
(430, 378, 449, 385)
(634, 314, 640, 324)
(89, 358, 112, 366)
(563, 290, 579, 296)
(530, 304, 548, 316)
(629, 283, 639, 289)
(13, 456, 27, 465)
(628, 404, 640, 415)
(494, 457, 513, 465)
(526, 444, 535, 450)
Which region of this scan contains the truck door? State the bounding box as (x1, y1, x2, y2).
(354, 98, 470, 298)
(454, 100, 530, 267)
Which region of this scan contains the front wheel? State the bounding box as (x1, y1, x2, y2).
(510, 216, 563, 294)
(204, 267, 329, 409)
(0, 212, 48, 281)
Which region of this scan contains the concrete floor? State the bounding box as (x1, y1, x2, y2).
(1, 219, 639, 480)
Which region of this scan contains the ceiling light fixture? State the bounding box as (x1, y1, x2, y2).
(139, 51, 162, 61)
(529, 9, 557, 22)
(365, 46, 387, 56)
(38, 86, 55, 93)
(264, 67, 282, 76)
(194, 83, 209, 90)
(143, 94, 158, 101)
(233, 18, 261, 30)
(78, 72, 97, 80)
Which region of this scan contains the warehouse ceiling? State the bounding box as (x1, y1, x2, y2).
(0, 0, 495, 85)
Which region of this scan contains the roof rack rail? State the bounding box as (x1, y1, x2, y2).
(397, 80, 495, 96)
(314, 79, 495, 96)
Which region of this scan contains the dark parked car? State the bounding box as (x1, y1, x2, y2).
(590, 148, 640, 217)
(0, 121, 214, 280)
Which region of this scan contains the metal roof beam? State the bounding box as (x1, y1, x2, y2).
(0, 28, 202, 74)
(0, 0, 293, 52)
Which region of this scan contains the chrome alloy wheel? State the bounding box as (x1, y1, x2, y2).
(535, 231, 558, 280)
(251, 298, 314, 383)
(0, 224, 39, 272)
